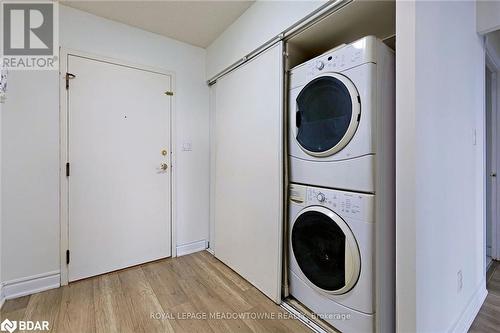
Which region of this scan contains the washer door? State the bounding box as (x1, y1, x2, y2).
(295, 74, 360, 157)
(291, 206, 361, 294)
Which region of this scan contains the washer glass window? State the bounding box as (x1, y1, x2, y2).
(292, 210, 346, 291)
(295, 75, 358, 155)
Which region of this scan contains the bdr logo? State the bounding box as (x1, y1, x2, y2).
(1, 1, 58, 70)
(0, 319, 16, 333)
(0, 319, 49, 332)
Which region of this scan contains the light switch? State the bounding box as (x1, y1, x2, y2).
(182, 141, 192, 151)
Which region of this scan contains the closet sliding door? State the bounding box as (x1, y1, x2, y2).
(213, 42, 283, 303)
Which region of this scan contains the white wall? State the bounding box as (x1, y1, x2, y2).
(395, 1, 416, 331)
(477, 0, 500, 34)
(2, 70, 59, 282)
(0, 91, 3, 305)
(1, 5, 209, 283)
(397, 1, 486, 332)
(206, 0, 325, 79)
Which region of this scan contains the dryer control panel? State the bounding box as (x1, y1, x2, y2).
(289, 184, 374, 222)
(304, 36, 377, 79)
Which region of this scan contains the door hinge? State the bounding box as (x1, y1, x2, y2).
(65, 73, 76, 90)
(66, 162, 70, 177)
(66, 250, 70, 264)
(164, 91, 174, 96)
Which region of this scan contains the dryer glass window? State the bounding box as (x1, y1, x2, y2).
(292, 210, 345, 291)
(296, 76, 353, 154)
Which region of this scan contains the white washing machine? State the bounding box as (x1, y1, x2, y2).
(288, 36, 395, 193)
(288, 183, 375, 333)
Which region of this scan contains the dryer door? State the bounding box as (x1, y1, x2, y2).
(295, 74, 360, 157)
(291, 206, 360, 295)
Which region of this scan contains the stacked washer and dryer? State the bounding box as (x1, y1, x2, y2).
(287, 36, 395, 333)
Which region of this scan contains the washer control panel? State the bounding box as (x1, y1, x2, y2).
(289, 184, 374, 222)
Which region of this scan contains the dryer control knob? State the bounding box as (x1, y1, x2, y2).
(317, 193, 326, 202)
(316, 61, 325, 70)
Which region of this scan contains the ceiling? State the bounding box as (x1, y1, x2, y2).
(60, 1, 255, 48)
(486, 30, 500, 67)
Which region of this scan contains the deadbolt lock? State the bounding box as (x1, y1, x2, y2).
(161, 149, 168, 156)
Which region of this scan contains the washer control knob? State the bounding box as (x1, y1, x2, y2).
(317, 193, 326, 203)
(316, 61, 325, 70)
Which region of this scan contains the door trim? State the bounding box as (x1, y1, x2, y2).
(59, 48, 177, 285)
(486, 45, 500, 261)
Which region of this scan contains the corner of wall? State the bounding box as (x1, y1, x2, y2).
(395, 0, 417, 331)
(0, 69, 3, 309)
(0, 283, 5, 310)
(176, 240, 208, 257)
(1, 271, 60, 301)
(450, 280, 487, 333)
(486, 35, 500, 71)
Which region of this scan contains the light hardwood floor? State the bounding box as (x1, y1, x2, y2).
(0, 251, 311, 333)
(469, 260, 500, 332)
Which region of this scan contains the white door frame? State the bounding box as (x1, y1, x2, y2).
(486, 45, 500, 261)
(59, 48, 177, 285)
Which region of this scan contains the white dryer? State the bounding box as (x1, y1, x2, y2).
(288, 183, 375, 333)
(288, 36, 395, 193)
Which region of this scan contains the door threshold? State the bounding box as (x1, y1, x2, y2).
(69, 256, 171, 284)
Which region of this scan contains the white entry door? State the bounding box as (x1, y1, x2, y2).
(67, 55, 172, 282)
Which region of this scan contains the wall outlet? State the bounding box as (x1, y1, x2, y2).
(457, 270, 463, 292)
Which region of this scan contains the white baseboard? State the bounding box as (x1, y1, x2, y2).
(176, 240, 208, 257)
(2, 271, 60, 301)
(450, 280, 488, 333)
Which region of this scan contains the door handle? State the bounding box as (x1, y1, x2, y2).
(491, 173, 497, 178)
(160, 163, 168, 171)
